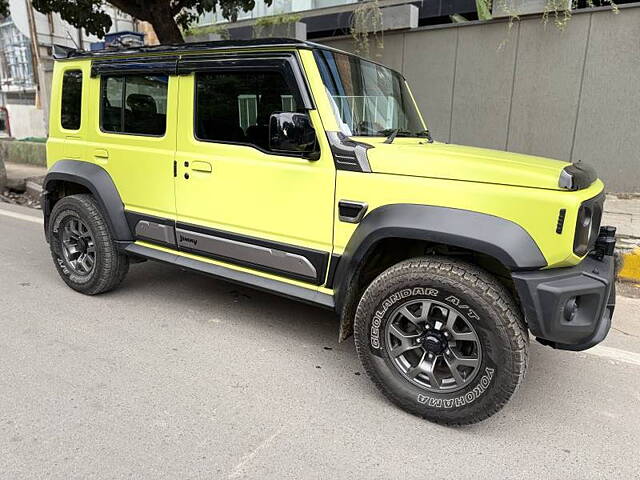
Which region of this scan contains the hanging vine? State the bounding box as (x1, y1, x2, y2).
(492, 0, 619, 31)
(542, 0, 618, 30)
(350, 0, 384, 57)
(252, 12, 302, 39)
(183, 23, 230, 40)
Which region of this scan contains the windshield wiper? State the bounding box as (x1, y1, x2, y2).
(382, 129, 413, 143)
(417, 129, 434, 143)
(383, 128, 399, 144)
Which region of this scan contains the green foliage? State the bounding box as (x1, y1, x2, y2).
(22, 0, 273, 43)
(0, 0, 9, 18)
(184, 23, 230, 40)
(494, 0, 619, 31)
(475, 0, 493, 20)
(252, 12, 301, 38)
(350, 0, 383, 57)
(541, 0, 618, 30)
(31, 0, 111, 37)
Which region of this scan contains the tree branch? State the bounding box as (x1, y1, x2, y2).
(170, 0, 190, 17)
(107, 0, 154, 22)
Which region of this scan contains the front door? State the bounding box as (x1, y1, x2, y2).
(174, 60, 335, 286)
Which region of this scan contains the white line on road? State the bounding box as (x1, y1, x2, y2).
(583, 345, 640, 367)
(0, 208, 43, 225)
(228, 426, 285, 479)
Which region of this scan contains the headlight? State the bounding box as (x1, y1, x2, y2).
(573, 194, 604, 256)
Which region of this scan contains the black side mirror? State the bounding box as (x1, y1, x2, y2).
(269, 112, 319, 160)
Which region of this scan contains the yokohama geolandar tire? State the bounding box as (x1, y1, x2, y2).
(354, 256, 528, 425)
(48, 194, 129, 295)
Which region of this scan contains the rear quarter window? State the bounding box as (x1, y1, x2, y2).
(60, 70, 83, 130)
(100, 74, 168, 136)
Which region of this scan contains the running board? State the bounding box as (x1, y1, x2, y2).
(124, 243, 335, 310)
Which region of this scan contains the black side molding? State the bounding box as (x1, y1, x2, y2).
(125, 243, 335, 310)
(43, 160, 132, 241)
(333, 204, 547, 312)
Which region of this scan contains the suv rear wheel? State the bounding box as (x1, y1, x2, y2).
(48, 194, 129, 295)
(354, 256, 528, 425)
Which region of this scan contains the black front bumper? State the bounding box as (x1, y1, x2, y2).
(512, 253, 616, 351)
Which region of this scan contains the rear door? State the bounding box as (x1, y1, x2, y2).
(173, 55, 336, 286)
(86, 69, 178, 223)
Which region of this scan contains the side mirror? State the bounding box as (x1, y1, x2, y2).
(269, 112, 319, 160)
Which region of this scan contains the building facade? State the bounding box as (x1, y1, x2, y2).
(0, 0, 136, 138)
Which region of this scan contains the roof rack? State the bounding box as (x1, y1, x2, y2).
(50, 37, 403, 78)
(53, 37, 314, 60)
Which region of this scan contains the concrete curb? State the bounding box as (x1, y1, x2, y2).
(25, 179, 43, 203)
(619, 248, 640, 283)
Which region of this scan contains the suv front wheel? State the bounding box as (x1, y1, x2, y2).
(48, 194, 129, 295)
(354, 256, 528, 425)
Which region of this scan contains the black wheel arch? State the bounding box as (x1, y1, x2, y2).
(43, 160, 132, 243)
(332, 204, 548, 339)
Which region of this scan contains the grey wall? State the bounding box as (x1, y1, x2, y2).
(320, 6, 640, 192)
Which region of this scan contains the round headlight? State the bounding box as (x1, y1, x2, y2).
(573, 204, 594, 256)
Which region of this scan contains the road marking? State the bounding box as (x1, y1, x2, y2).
(584, 345, 640, 367)
(228, 426, 285, 479)
(0, 208, 43, 225)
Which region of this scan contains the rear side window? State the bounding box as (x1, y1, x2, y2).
(60, 70, 83, 130)
(100, 75, 168, 136)
(195, 71, 302, 151)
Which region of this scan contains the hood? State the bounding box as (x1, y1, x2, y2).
(359, 138, 571, 190)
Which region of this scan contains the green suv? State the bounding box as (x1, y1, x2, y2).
(43, 39, 616, 425)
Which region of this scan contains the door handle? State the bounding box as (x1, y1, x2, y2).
(191, 161, 212, 173)
(93, 149, 109, 160)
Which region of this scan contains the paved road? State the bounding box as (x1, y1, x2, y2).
(1, 202, 639, 479)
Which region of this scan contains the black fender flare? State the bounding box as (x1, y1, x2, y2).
(42, 160, 132, 242)
(332, 203, 547, 312)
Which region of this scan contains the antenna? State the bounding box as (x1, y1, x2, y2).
(66, 30, 79, 50)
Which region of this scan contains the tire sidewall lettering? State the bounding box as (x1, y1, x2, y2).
(416, 366, 495, 409)
(368, 285, 497, 409)
(369, 287, 480, 352)
(50, 207, 96, 284)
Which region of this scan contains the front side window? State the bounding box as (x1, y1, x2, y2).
(61, 70, 82, 130)
(314, 50, 426, 138)
(195, 70, 303, 151)
(100, 74, 168, 136)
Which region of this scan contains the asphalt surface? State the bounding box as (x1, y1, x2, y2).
(1, 202, 639, 479)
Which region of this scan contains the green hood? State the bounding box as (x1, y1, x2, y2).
(359, 139, 571, 190)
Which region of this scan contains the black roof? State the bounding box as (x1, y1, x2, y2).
(53, 36, 405, 78)
(54, 37, 331, 60)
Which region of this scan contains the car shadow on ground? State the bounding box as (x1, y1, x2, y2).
(114, 259, 349, 351)
(98, 258, 631, 431)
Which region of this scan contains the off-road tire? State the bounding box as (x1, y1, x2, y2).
(48, 194, 129, 295)
(354, 256, 528, 426)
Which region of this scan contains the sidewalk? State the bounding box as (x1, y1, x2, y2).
(1, 162, 46, 208)
(605, 194, 640, 282)
(1, 162, 639, 280)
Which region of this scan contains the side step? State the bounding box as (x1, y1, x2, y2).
(124, 243, 335, 310)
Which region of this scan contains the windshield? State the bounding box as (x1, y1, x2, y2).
(314, 49, 426, 138)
